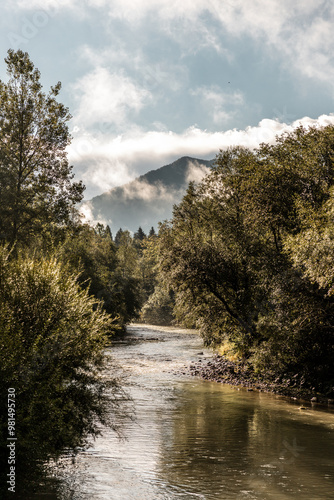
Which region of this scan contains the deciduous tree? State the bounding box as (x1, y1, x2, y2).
(0, 49, 84, 246)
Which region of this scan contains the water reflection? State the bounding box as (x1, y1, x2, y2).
(158, 381, 334, 499)
(37, 324, 334, 499)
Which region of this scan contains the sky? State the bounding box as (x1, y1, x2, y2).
(1, 0, 334, 200)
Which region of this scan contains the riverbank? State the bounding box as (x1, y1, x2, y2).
(188, 354, 334, 407)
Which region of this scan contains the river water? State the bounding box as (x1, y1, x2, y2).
(44, 324, 334, 499)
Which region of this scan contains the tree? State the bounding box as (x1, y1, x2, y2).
(57, 224, 120, 319)
(105, 224, 113, 241)
(0, 49, 84, 247)
(141, 283, 175, 325)
(158, 173, 265, 353)
(138, 232, 160, 307)
(134, 226, 146, 241)
(283, 189, 334, 296)
(114, 230, 142, 322)
(58, 226, 145, 327)
(114, 228, 124, 246)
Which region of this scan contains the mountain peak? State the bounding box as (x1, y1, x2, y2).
(81, 156, 214, 234)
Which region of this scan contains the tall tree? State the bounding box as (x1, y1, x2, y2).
(114, 228, 124, 246)
(0, 49, 84, 246)
(134, 226, 146, 241)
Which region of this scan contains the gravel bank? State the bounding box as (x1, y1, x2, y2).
(188, 354, 334, 407)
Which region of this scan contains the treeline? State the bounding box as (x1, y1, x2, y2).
(55, 223, 157, 328)
(153, 125, 334, 395)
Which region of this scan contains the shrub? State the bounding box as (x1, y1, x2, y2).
(0, 247, 127, 494)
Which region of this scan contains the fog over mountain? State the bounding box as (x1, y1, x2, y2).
(80, 156, 214, 235)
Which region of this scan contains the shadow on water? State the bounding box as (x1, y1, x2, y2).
(12, 324, 334, 499)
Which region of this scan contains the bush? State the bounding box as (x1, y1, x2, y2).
(0, 247, 126, 494)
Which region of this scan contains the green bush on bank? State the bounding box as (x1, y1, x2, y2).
(0, 247, 126, 493)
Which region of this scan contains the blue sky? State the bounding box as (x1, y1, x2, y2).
(1, 0, 334, 199)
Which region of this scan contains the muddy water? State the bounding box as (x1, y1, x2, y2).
(47, 324, 334, 499)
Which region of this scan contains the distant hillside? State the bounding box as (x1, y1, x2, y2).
(80, 156, 214, 235)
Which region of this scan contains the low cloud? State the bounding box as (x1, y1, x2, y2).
(69, 114, 334, 199)
(122, 179, 179, 202)
(186, 160, 211, 184)
(79, 200, 108, 226)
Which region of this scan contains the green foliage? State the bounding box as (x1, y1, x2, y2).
(114, 228, 124, 246)
(284, 188, 334, 295)
(0, 247, 127, 492)
(58, 225, 118, 313)
(138, 230, 174, 324)
(140, 238, 157, 298)
(157, 126, 334, 390)
(0, 49, 84, 247)
(141, 284, 175, 325)
(114, 229, 142, 322)
(57, 225, 143, 327)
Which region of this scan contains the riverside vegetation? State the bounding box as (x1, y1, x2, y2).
(154, 127, 334, 402)
(1, 48, 334, 494)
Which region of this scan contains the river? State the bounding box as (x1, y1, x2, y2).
(40, 324, 334, 499)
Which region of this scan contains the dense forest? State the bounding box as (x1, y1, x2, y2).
(1, 48, 334, 494)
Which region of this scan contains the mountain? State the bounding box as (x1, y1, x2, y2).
(80, 156, 215, 235)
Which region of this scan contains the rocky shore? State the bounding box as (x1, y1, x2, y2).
(188, 354, 334, 407)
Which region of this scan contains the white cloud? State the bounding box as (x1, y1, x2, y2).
(8, 0, 76, 12)
(79, 200, 108, 225)
(204, 0, 334, 86)
(71, 67, 151, 129)
(8, 0, 334, 87)
(77, 44, 188, 94)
